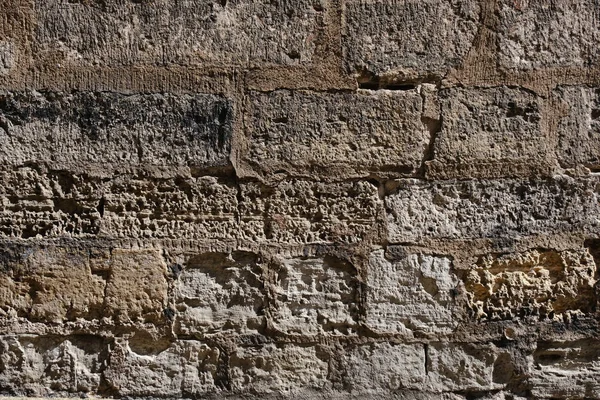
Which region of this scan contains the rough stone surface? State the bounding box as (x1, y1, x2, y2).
(1, 0, 600, 398)
(343, 0, 480, 78)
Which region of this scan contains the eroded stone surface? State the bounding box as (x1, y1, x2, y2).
(464, 249, 598, 322)
(386, 177, 600, 243)
(34, 0, 324, 67)
(343, 0, 479, 77)
(366, 248, 459, 335)
(271, 255, 359, 336)
(173, 251, 265, 336)
(244, 89, 428, 179)
(0, 91, 232, 170)
(0, 41, 14, 75)
(498, 0, 600, 70)
(555, 86, 600, 169)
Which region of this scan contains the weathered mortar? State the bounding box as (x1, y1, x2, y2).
(0, 0, 599, 399)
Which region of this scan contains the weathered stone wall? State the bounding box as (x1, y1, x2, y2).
(0, 0, 599, 399)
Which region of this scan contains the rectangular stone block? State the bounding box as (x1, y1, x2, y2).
(464, 249, 597, 321)
(498, 0, 600, 70)
(427, 87, 549, 178)
(240, 180, 382, 244)
(385, 176, 600, 243)
(173, 251, 265, 336)
(102, 176, 239, 241)
(529, 340, 600, 399)
(366, 248, 459, 336)
(0, 41, 15, 75)
(343, 0, 479, 78)
(34, 0, 324, 68)
(0, 90, 232, 170)
(271, 254, 359, 336)
(230, 344, 329, 394)
(103, 339, 219, 397)
(0, 167, 103, 238)
(244, 89, 428, 179)
(555, 86, 600, 169)
(344, 343, 426, 393)
(104, 249, 168, 324)
(0, 335, 109, 396)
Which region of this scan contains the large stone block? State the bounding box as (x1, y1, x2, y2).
(244, 89, 428, 179)
(366, 248, 459, 335)
(0, 335, 109, 396)
(0, 90, 232, 170)
(240, 180, 382, 244)
(344, 343, 426, 392)
(173, 251, 266, 336)
(529, 340, 600, 399)
(498, 0, 600, 70)
(555, 86, 600, 169)
(343, 0, 479, 77)
(230, 344, 329, 394)
(385, 176, 600, 243)
(428, 87, 548, 178)
(271, 254, 359, 336)
(464, 249, 597, 322)
(34, 0, 325, 68)
(103, 338, 219, 397)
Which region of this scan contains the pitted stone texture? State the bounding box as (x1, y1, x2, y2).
(0, 41, 14, 75)
(104, 339, 219, 397)
(366, 248, 459, 335)
(104, 249, 168, 324)
(464, 249, 597, 322)
(102, 176, 239, 241)
(555, 86, 600, 169)
(35, 0, 324, 68)
(386, 176, 600, 243)
(498, 0, 600, 70)
(0, 168, 103, 238)
(240, 180, 381, 244)
(173, 251, 265, 336)
(0, 335, 109, 396)
(426, 343, 505, 392)
(244, 89, 428, 179)
(230, 344, 329, 394)
(344, 343, 426, 393)
(530, 340, 600, 399)
(428, 87, 547, 178)
(271, 255, 359, 336)
(343, 0, 479, 77)
(0, 91, 232, 170)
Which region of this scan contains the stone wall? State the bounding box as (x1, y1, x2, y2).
(0, 0, 599, 399)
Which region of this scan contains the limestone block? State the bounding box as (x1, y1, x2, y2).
(230, 344, 329, 394)
(464, 249, 597, 321)
(428, 87, 547, 178)
(498, 0, 600, 70)
(529, 340, 600, 399)
(366, 248, 459, 335)
(385, 176, 600, 243)
(0, 90, 232, 170)
(0, 335, 109, 396)
(0, 167, 103, 238)
(343, 0, 479, 77)
(34, 0, 324, 67)
(240, 180, 381, 244)
(244, 89, 429, 179)
(271, 255, 359, 335)
(104, 249, 168, 324)
(0, 247, 105, 322)
(102, 176, 239, 240)
(0, 41, 14, 75)
(555, 86, 600, 169)
(103, 339, 219, 397)
(344, 343, 426, 392)
(173, 251, 265, 336)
